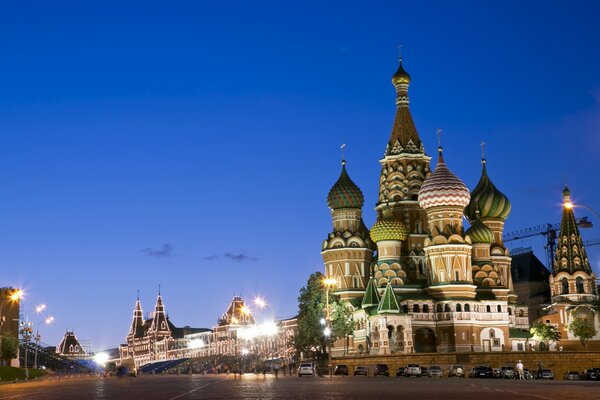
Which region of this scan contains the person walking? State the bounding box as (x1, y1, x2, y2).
(516, 360, 524, 380)
(537, 361, 543, 380)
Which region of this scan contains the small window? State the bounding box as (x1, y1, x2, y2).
(436, 304, 443, 313)
(456, 304, 462, 312)
(464, 304, 470, 312)
(444, 304, 451, 312)
(413, 304, 420, 313)
(423, 305, 429, 313)
(576, 277, 585, 294)
(497, 305, 502, 313)
(486, 305, 491, 313)
(454, 271, 460, 281)
(561, 278, 569, 294)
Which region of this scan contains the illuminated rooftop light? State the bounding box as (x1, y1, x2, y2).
(94, 352, 109, 365)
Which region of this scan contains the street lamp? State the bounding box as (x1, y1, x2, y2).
(19, 321, 33, 379)
(34, 316, 54, 369)
(323, 277, 336, 377)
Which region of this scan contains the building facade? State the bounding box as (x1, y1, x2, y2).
(535, 186, 600, 350)
(322, 59, 528, 356)
(0, 287, 21, 366)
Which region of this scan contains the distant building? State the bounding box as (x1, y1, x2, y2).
(534, 186, 600, 350)
(0, 287, 21, 367)
(119, 294, 297, 368)
(510, 248, 551, 323)
(56, 331, 88, 358)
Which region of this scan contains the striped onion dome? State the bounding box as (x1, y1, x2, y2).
(418, 148, 470, 210)
(370, 217, 408, 242)
(327, 160, 364, 209)
(464, 160, 511, 221)
(465, 217, 495, 244)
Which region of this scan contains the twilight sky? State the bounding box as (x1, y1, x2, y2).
(1, 1, 599, 350)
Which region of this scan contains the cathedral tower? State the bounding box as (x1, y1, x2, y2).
(418, 146, 475, 299)
(127, 294, 145, 341)
(147, 292, 171, 340)
(322, 160, 373, 301)
(376, 58, 431, 277)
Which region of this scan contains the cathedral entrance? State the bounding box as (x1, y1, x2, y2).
(414, 328, 436, 353)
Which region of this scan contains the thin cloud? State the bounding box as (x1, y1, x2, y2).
(140, 243, 173, 258)
(202, 254, 219, 261)
(202, 252, 258, 262)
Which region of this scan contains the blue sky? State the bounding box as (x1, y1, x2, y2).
(1, 1, 599, 349)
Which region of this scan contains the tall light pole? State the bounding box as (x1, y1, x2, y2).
(19, 321, 33, 379)
(34, 316, 54, 369)
(323, 277, 336, 377)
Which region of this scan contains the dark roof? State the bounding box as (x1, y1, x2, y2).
(511, 250, 551, 282)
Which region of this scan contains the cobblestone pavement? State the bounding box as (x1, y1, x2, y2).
(1, 374, 599, 400)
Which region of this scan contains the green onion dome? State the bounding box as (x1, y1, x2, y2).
(465, 217, 495, 244)
(391, 58, 411, 85)
(464, 160, 511, 221)
(327, 160, 364, 209)
(370, 217, 408, 243)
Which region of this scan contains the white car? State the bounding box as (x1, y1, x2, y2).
(298, 362, 315, 377)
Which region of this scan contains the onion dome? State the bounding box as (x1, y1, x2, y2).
(465, 159, 511, 221)
(327, 160, 364, 209)
(392, 58, 411, 85)
(418, 147, 470, 210)
(465, 217, 495, 244)
(370, 217, 408, 242)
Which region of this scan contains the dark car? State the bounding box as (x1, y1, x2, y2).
(374, 364, 389, 377)
(354, 366, 368, 376)
(470, 365, 493, 378)
(429, 365, 443, 378)
(334, 365, 349, 376)
(584, 368, 600, 380)
(396, 366, 406, 377)
(500, 366, 515, 379)
(540, 369, 554, 380)
(420, 367, 429, 377)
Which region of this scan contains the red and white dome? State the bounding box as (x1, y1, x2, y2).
(418, 149, 470, 210)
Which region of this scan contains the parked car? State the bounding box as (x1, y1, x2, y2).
(448, 365, 465, 378)
(420, 367, 430, 377)
(374, 364, 389, 376)
(334, 365, 349, 376)
(298, 363, 315, 377)
(405, 364, 422, 377)
(429, 365, 443, 378)
(354, 366, 368, 376)
(565, 371, 582, 380)
(523, 369, 535, 380)
(396, 366, 406, 377)
(500, 366, 516, 379)
(584, 368, 600, 380)
(470, 365, 493, 378)
(540, 369, 554, 380)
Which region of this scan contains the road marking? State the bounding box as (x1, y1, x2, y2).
(504, 390, 554, 400)
(166, 377, 229, 400)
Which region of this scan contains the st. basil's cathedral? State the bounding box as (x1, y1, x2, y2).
(322, 58, 534, 355)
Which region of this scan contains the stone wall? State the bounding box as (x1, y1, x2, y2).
(332, 351, 600, 379)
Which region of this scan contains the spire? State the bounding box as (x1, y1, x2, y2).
(553, 185, 592, 274)
(361, 277, 381, 309)
(128, 295, 145, 339)
(148, 292, 171, 336)
(385, 56, 423, 156)
(377, 283, 401, 314)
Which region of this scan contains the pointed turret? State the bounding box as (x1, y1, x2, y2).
(377, 283, 401, 314)
(327, 160, 365, 210)
(127, 294, 145, 339)
(148, 292, 171, 338)
(385, 58, 423, 156)
(361, 277, 381, 309)
(553, 185, 592, 275)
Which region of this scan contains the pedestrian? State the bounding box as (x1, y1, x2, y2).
(516, 360, 524, 380)
(537, 361, 543, 380)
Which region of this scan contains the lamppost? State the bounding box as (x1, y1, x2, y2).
(323, 277, 336, 377)
(34, 316, 54, 369)
(19, 321, 33, 379)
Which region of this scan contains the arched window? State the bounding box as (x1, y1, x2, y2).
(489, 329, 495, 338)
(413, 304, 420, 313)
(436, 304, 443, 313)
(456, 303, 462, 312)
(415, 220, 422, 234)
(508, 308, 512, 316)
(402, 304, 408, 313)
(497, 305, 502, 313)
(423, 304, 429, 313)
(444, 304, 451, 312)
(464, 304, 470, 312)
(562, 278, 569, 294)
(576, 277, 585, 294)
(486, 305, 491, 313)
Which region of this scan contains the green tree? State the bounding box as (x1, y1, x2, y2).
(293, 272, 354, 359)
(568, 316, 597, 348)
(1, 331, 19, 366)
(530, 322, 561, 351)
